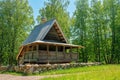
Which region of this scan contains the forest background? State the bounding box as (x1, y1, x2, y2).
(0, 0, 120, 65)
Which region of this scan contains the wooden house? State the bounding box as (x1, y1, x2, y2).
(16, 19, 83, 64)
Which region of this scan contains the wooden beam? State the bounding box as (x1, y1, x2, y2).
(56, 30, 60, 33)
(56, 45, 58, 60)
(26, 45, 29, 52)
(26, 45, 30, 63)
(60, 36, 63, 37)
(70, 47, 72, 59)
(36, 44, 39, 62)
(17, 46, 24, 64)
(31, 45, 34, 59)
(77, 47, 79, 61)
(47, 44, 49, 64)
(54, 26, 58, 30)
(58, 34, 62, 36)
(62, 40, 65, 41)
(63, 46, 65, 59)
(53, 23, 57, 27)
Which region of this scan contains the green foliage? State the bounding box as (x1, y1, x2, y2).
(72, 0, 90, 62)
(42, 65, 120, 80)
(0, 0, 34, 65)
(1, 0, 120, 65)
(72, 0, 120, 64)
(37, 0, 70, 40)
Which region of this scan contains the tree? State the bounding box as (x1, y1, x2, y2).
(115, 1, 120, 63)
(72, 0, 90, 62)
(90, 0, 104, 62)
(0, 0, 34, 65)
(73, 0, 120, 64)
(102, 0, 120, 63)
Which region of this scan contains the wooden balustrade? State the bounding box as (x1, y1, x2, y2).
(23, 50, 78, 63)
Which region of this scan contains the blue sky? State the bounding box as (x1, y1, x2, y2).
(28, 0, 76, 23)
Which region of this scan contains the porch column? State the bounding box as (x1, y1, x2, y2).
(27, 45, 30, 63)
(26, 45, 29, 54)
(36, 44, 39, 63)
(29, 45, 33, 63)
(21, 47, 25, 60)
(63, 46, 65, 59)
(77, 47, 79, 61)
(56, 45, 58, 60)
(47, 44, 49, 64)
(31, 45, 34, 59)
(21, 47, 25, 61)
(70, 47, 72, 59)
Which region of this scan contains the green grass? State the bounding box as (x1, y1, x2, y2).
(0, 65, 120, 80)
(42, 65, 120, 80)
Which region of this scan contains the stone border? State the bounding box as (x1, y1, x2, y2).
(0, 62, 101, 74)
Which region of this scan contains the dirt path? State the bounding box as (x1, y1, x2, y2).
(0, 74, 66, 80)
(0, 71, 99, 80)
(0, 74, 43, 80)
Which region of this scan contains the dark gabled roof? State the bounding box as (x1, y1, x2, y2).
(23, 19, 67, 45)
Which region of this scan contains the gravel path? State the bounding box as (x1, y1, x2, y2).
(0, 74, 66, 80)
(0, 74, 45, 80)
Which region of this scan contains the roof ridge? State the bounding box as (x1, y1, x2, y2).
(35, 18, 56, 27)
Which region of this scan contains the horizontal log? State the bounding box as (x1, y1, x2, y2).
(23, 50, 78, 63)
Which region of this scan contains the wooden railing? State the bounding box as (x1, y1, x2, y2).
(23, 50, 78, 63)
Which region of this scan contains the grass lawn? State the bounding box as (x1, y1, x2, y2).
(0, 65, 120, 80)
(42, 65, 120, 80)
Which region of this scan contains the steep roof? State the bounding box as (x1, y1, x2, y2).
(23, 19, 68, 45)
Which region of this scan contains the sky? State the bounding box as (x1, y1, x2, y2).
(28, 0, 76, 23)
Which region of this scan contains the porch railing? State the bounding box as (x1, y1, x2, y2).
(23, 50, 78, 63)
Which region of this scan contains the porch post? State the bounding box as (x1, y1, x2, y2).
(36, 44, 39, 63)
(70, 47, 72, 59)
(63, 46, 65, 59)
(27, 45, 30, 63)
(77, 47, 79, 61)
(47, 44, 49, 64)
(56, 45, 58, 60)
(31, 45, 34, 59)
(21, 47, 25, 64)
(26, 45, 29, 55)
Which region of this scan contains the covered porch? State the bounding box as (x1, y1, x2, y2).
(17, 41, 83, 64)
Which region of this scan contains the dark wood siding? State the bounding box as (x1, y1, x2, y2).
(43, 26, 62, 42)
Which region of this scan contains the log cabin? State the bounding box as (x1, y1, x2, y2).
(16, 18, 83, 64)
